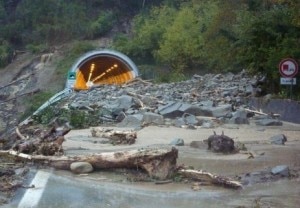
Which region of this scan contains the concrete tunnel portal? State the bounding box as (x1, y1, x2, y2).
(67, 50, 139, 90)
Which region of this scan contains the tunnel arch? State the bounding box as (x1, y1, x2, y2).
(66, 50, 139, 90)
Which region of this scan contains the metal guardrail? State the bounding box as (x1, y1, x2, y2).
(19, 88, 73, 126)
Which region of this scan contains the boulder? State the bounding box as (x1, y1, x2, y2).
(229, 109, 249, 124)
(70, 162, 94, 174)
(207, 131, 235, 153)
(270, 134, 287, 145)
(271, 165, 289, 177)
(117, 114, 143, 128)
(142, 112, 164, 125)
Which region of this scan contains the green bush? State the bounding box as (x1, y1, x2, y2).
(70, 110, 87, 129)
(0, 40, 12, 68)
(56, 41, 96, 76)
(25, 44, 48, 53)
(21, 91, 54, 121)
(89, 11, 116, 38)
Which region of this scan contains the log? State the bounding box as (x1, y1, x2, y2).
(179, 169, 242, 189)
(244, 108, 280, 118)
(90, 127, 137, 145)
(1, 147, 178, 180)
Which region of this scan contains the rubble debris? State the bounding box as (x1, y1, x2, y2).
(90, 127, 137, 145)
(240, 165, 293, 185)
(11, 125, 70, 156)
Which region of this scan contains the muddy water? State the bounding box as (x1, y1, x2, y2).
(55, 124, 300, 208)
(32, 169, 300, 208)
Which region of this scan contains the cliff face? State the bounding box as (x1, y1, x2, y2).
(0, 51, 63, 136)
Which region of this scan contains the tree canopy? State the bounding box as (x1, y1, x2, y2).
(1, 0, 300, 97)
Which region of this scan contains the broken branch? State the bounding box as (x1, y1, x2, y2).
(179, 169, 242, 189)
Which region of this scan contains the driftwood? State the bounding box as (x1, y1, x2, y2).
(1, 147, 178, 180)
(179, 169, 242, 189)
(245, 108, 280, 118)
(90, 127, 137, 145)
(12, 125, 70, 155)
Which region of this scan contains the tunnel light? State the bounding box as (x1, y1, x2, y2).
(92, 72, 106, 82)
(89, 64, 119, 84)
(88, 63, 95, 82)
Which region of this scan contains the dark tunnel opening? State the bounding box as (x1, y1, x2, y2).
(67, 50, 139, 90)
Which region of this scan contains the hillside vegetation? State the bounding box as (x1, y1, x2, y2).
(0, 0, 300, 98)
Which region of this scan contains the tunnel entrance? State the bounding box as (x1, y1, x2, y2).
(66, 50, 139, 90)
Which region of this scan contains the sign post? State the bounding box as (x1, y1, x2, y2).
(279, 58, 299, 99)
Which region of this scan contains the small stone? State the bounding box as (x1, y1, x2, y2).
(70, 162, 93, 174)
(170, 138, 184, 146)
(271, 165, 289, 177)
(270, 134, 287, 145)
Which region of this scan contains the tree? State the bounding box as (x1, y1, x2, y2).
(233, 0, 300, 93)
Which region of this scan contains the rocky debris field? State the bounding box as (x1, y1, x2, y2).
(51, 71, 277, 131)
(1, 69, 300, 206)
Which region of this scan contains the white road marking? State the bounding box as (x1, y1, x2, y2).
(18, 170, 51, 208)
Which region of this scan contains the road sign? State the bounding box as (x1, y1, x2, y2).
(279, 58, 299, 78)
(280, 77, 296, 85)
(66, 71, 76, 88)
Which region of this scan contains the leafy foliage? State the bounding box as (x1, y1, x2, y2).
(56, 41, 96, 77)
(0, 39, 12, 67)
(1, 0, 300, 97)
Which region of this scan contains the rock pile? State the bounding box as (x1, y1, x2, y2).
(57, 71, 279, 130)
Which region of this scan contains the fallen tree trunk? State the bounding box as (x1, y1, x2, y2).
(179, 169, 242, 189)
(1, 147, 178, 180)
(90, 127, 137, 145)
(245, 108, 280, 118)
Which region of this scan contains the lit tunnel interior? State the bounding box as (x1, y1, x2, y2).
(67, 50, 139, 90)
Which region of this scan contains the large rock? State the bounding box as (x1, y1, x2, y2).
(229, 109, 249, 124)
(111, 95, 134, 111)
(200, 104, 232, 118)
(207, 131, 235, 153)
(142, 112, 164, 125)
(70, 162, 94, 174)
(271, 165, 289, 177)
(270, 134, 287, 145)
(117, 114, 143, 128)
(157, 102, 187, 118)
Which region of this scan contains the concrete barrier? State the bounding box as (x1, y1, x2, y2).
(248, 98, 300, 124)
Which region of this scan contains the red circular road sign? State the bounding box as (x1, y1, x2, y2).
(279, 58, 299, 78)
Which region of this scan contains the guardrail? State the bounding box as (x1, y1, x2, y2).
(19, 88, 73, 126)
